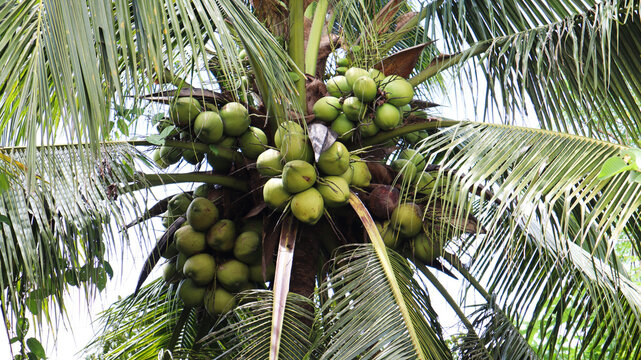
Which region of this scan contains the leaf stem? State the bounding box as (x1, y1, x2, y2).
(305, 0, 329, 76)
(126, 172, 248, 192)
(416, 264, 476, 332)
(409, 43, 490, 87)
(289, 0, 307, 111)
(357, 118, 459, 147)
(127, 140, 242, 163)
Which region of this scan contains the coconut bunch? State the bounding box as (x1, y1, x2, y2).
(152, 98, 268, 172)
(159, 187, 275, 315)
(313, 66, 414, 141)
(257, 121, 372, 224)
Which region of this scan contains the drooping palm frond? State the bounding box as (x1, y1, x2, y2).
(428, 0, 641, 146)
(312, 244, 451, 359)
(0, 142, 146, 337)
(86, 279, 202, 360)
(201, 290, 315, 359)
(413, 122, 641, 357)
(0, 0, 302, 180)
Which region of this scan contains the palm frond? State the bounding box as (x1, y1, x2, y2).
(415, 122, 641, 357)
(203, 290, 315, 359)
(86, 279, 201, 360)
(312, 244, 451, 359)
(0, 142, 145, 335)
(429, 0, 641, 145)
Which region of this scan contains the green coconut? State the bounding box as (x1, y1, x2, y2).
(352, 75, 377, 103)
(316, 176, 350, 207)
(204, 288, 236, 315)
(220, 102, 250, 136)
(177, 279, 206, 307)
(279, 132, 313, 163)
(374, 103, 401, 130)
(313, 96, 342, 122)
(390, 203, 422, 237)
(350, 158, 372, 187)
(326, 75, 351, 97)
(256, 149, 284, 176)
(193, 111, 224, 144)
(342, 97, 366, 121)
(274, 121, 304, 148)
(183, 253, 217, 286)
(206, 219, 236, 252)
(317, 141, 350, 176)
(217, 259, 250, 292)
(168, 193, 192, 215)
(399, 148, 426, 170)
(291, 187, 325, 225)
(239, 126, 268, 159)
(330, 114, 355, 142)
(345, 67, 370, 87)
(382, 76, 414, 107)
(411, 232, 443, 263)
(282, 160, 317, 193)
(234, 231, 262, 264)
(174, 225, 207, 256)
(170, 97, 201, 127)
(263, 178, 292, 210)
(187, 197, 219, 232)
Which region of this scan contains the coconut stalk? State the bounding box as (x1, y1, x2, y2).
(305, 0, 329, 76)
(288, 0, 306, 110)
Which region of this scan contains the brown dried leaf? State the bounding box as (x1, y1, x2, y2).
(374, 0, 404, 34)
(140, 87, 227, 105)
(374, 41, 435, 78)
(396, 12, 417, 30)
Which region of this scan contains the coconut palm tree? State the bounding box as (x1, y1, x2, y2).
(2, 0, 641, 359)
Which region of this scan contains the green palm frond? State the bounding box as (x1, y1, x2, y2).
(87, 279, 201, 360)
(203, 290, 315, 359)
(312, 244, 451, 359)
(413, 122, 641, 357)
(428, 0, 641, 145)
(0, 142, 145, 335)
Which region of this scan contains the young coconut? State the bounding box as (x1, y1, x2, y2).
(183, 253, 217, 286)
(316, 176, 350, 207)
(326, 75, 351, 97)
(282, 160, 317, 193)
(234, 231, 262, 264)
(177, 279, 206, 308)
(193, 111, 224, 143)
(206, 219, 236, 252)
(317, 141, 350, 176)
(263, 178, 292, 210)
(170, 97, 201, 127)
(174, 225, 207, 256)
(390, 203, 423, 237)
(217, 259, 250, 292)
(256, 149, 284, 176)
(204, 288, 236, 315)
(239, 126, 268, 159)
(186, 197, 219, 232)
(313, 96, 342, 122)
(220, 102, 250, 136)
(291, 187, 325, 225)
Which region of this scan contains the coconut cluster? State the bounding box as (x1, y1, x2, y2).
(152, 98, 267, 170)
(160, 186, 275, 315)
(313, 67, 414, 141)
(257, 121, 372, 225)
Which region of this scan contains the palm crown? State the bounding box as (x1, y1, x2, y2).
(1, 0, 641, 359)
